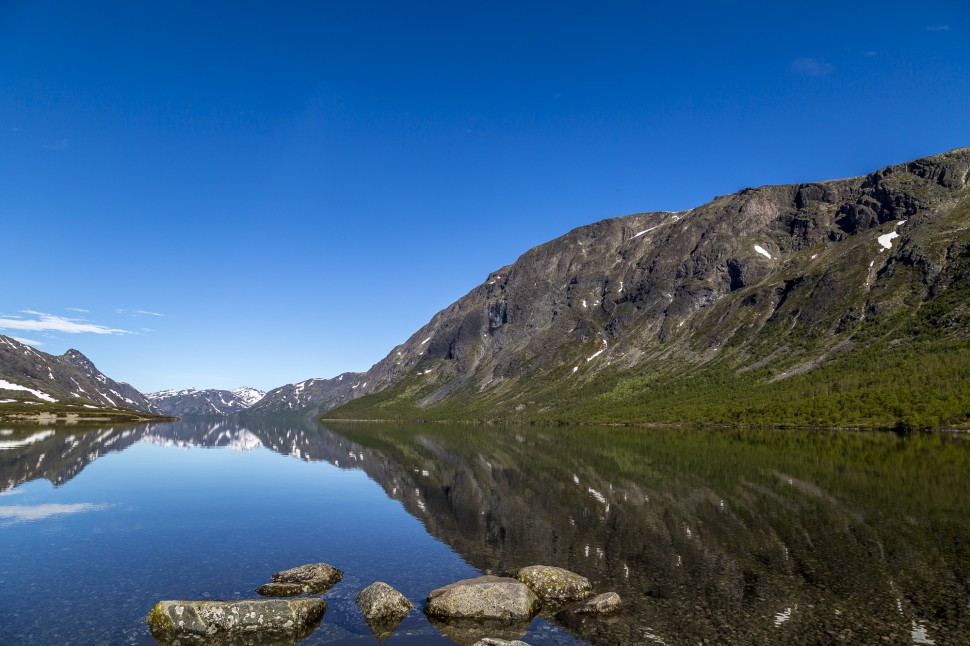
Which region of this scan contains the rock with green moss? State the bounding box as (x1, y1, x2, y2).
(424, 575, 539, 621)
(145, 598, 325, 644)
(514, 565, 591, 604)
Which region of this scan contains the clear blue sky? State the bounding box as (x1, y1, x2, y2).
(1, 1, 967, 393)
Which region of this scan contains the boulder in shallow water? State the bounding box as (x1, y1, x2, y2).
(357, 581, 413, 621)
(558, 591, 622, 616)
(356, 581, 413, 640)
(145, 598, 325, 644)
(424, 575, 539, 621)
(471, 639, 531, 646)
(268, 562, 343, 594)
(514, 565, 592, 604)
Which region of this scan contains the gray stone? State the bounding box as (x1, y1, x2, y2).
(424, 575, 540, 621)
(145, 598, 325, 644)
(560, 591, 622, 616)
(515, 565, 592, 604)
(357, 581, 413, 641)
(254, 582, 303, 597)
(268, 562, 343, 594)
(472, 639, 531, 646)
(357, 581, 413, 621)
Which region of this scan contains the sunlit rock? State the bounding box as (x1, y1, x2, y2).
(145, 598, 325, 644)
(356, 581, 413, 640)
(515, 565, 592, 604)
(259, 562, 343, 595)
(424, 575, 539, 621)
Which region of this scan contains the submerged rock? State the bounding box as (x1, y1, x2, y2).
(424, 575, 540, 621)
(428, 616, 531, 646)
(264, 562, 343, 595)
(356, 581, 413, 640)
(514, 565, 592, 604)
(558, 591, 622, 616)
(145, 598, 325, 644)
(254, 582, 303, 597)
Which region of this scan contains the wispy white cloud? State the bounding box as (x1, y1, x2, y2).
(0, 311, 130, 335)
(791, 57, 833, 76)
(927, 25, 950, 31)
(65, 307, 89, 313)
(116, 309, 164, 317)
(12, 337, 43, 347)
(41, 138, 68, 151)
(0, 502, 111, 524)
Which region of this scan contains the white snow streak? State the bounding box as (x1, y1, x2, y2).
(0, 379, 57, 403)
(754, 245, 772, 260)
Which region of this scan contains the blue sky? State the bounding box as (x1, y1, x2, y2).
(1, 1, 967, 393)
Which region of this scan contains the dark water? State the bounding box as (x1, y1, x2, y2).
(0, 420, 967, 645)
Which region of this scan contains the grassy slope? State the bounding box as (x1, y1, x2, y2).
(0, 400, 177, 422)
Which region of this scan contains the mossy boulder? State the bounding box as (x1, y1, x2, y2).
(514, 565, 592, 604)
(145, 598, 325, 644)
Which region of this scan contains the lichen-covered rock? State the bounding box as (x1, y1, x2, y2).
(471, 639, 531, 646)
(356, 581, 413, 640)
(268, 562, 343, 594)
(357, 581, 413, 620)
(145, 598, 325, 644)
(515, 565, 591, 604)
(559, 591, 622, 616)
(254, 582, 303, 597)
(424, 575, 539, 621)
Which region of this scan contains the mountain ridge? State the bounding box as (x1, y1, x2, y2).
(147, 386, 266, 416)
(0, 335, 165, 419)
(310, 146, 970, 429)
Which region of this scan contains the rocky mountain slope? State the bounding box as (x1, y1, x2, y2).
(147, 386, 265, 416)
(322, 147, 970, 429)
(246, 373, 365, 416)
(0, 335, 160, 414)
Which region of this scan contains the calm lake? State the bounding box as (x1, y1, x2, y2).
(0, 419, 967, 645)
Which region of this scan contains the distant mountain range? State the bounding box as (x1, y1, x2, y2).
(146, 387, 265, 416)
(0, 335, 159, 414)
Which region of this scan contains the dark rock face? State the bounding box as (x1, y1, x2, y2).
(424, 576, 540, 621)
(145, 598, 325, 644)
(0, 336, 159, 413)
(515, 565, 592, 604)
(268, 562, 343, 595)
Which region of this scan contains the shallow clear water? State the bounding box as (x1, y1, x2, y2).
(0, 419, 967, 645)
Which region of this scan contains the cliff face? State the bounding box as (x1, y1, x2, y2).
(326, 147, 970, 426)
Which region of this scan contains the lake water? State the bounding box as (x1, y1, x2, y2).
(0, 419, 967, 645)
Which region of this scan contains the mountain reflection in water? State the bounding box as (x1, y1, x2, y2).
(1, 419, 967, 645)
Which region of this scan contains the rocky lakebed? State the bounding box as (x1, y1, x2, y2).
(146, 562, 620, 645)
